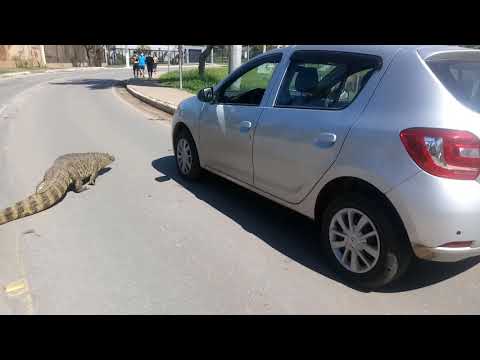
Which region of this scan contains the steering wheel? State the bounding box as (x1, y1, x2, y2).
(327, 78, 347, 107)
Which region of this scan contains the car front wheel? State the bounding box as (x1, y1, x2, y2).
(174, 129, 201, 180)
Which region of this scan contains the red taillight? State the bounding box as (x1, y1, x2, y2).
(400, 128, 480, 180)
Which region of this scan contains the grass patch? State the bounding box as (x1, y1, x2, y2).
(158, 66, 228, 93)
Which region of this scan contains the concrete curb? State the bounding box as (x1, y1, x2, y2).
(123, 65, 224, 114)
(125, 83, 178, 115)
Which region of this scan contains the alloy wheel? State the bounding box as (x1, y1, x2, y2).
(329, 208, 381, 273)
(176, 138, 193, 175)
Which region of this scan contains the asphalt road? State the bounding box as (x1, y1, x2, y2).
(1, 68, 480, 314)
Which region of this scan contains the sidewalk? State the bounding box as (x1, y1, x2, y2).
(125, 63, 223, 114)
(126, 79, 193, 115)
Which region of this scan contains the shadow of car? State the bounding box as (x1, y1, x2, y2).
(152, 155, 480, 293)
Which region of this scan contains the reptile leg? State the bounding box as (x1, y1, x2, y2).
(36, 181, 47, 193)
(88, 172, 98, 185)
(73, 179, 88, 193)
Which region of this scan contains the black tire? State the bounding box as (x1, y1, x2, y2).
(174, 129, 202, 180)
(320, 192, 412, 290)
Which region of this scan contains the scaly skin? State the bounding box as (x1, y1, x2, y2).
(0, 152, 115, 225)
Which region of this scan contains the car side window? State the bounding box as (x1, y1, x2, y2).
(217, 59, 280, 106)
(275, 51, 381, 110)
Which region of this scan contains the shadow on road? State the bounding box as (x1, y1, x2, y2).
(50, 78, 176, 92)
(49, 79, 126, 90)
(379, 256, 480, 293)
(151, 155, 480, 293)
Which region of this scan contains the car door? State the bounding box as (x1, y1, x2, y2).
(199, 54, 282, 184)
(253, 50, 383, 203)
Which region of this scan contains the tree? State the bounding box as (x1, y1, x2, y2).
(82, 45, 95, 66)
(82, 45, 105, 66)
(198, 45, 215, 79)
(248, 45, 267, 58)
(70, 46, 86, 67)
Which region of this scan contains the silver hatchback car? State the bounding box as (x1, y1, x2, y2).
(172, 45, 480, 289)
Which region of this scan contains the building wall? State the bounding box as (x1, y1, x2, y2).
(44, 45, 106, 67)
(44, 45, 88, 66)
(0, 45, 44, 68)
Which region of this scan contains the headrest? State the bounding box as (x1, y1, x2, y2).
(295, 67, 318, 93)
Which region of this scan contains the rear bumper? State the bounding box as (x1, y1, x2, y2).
(386, 171, 480, 262)
(412, 244, 480, 262)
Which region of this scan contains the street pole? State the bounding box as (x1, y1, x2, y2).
(178, 45, 183, 89)
(263, 45, 266, 53)
(247, 45, 249, 61)
(40, 45, 47, 67)
(228, 45, 242, 74)
(125, 45, 129, 68)
(167, 45, 170, 73)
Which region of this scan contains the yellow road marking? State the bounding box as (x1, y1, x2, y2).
(4, 278, 28, 296)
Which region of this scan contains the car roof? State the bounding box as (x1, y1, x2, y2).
(273, 45, 476, 60)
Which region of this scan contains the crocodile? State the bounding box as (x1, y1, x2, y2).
(0, 152, 115, 226)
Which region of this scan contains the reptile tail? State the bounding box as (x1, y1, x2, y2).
(0, 182, 67, 225)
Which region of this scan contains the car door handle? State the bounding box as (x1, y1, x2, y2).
(314, 133, 337, 147)
(239, 121, 252, 132)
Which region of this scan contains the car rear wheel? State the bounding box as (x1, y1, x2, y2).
(320, 192, 412, 290)
(174, 129, 201, 180)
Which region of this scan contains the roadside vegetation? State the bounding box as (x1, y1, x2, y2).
(158, 66, 228, 93)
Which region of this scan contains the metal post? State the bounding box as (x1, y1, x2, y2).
(228, 45, 242, 74)
(211, 47, 214, 65)
(167, 45, 170, 73)
(178, 45, 183, 89)
(125, 45, 129, 67)
(263, 45, 266, 53)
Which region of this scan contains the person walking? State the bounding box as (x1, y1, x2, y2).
(146, 53, 154, 80)
(138, 51, 146, 79)
(130, 51, 139, 78)
(153, 52, 158, 75)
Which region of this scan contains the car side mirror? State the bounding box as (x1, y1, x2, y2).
(197, 87, 215, 103)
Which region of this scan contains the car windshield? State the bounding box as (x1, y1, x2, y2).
(426, 51, 480, 113)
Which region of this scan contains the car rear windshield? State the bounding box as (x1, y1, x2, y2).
(426, 51, 480, 113)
